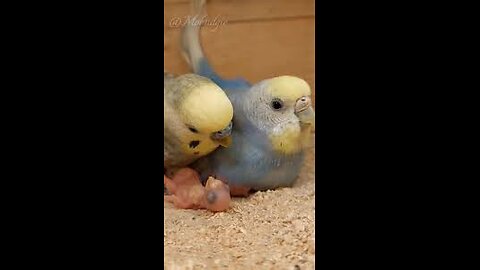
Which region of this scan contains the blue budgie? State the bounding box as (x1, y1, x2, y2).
(180, 0, 315, 195)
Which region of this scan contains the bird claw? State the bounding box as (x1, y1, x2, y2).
(229, 185, 252, 197)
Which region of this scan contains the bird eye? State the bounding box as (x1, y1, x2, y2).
(188, 126, 198, 133)
(271, 98, 284, 110)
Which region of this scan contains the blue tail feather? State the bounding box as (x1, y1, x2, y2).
(198, 58, 251, 90)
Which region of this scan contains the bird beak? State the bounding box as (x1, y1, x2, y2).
(216, 136, 232, 148)
(211, 122, 233, 148)
(295, 96, 315, 129)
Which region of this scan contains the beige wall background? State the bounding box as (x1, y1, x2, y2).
(164, 0, 315, 105)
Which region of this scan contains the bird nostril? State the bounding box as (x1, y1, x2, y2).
(295, 97, 312, 113)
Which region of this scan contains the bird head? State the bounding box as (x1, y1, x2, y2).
(203, 176, 231, 212)
(178, 77, 234, 156)
(242, 76, 315, 155)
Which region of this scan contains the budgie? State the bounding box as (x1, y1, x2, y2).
(164, 167, 231, 212)
(163, 72, 234, 176)
(180, 0, 315, 196)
